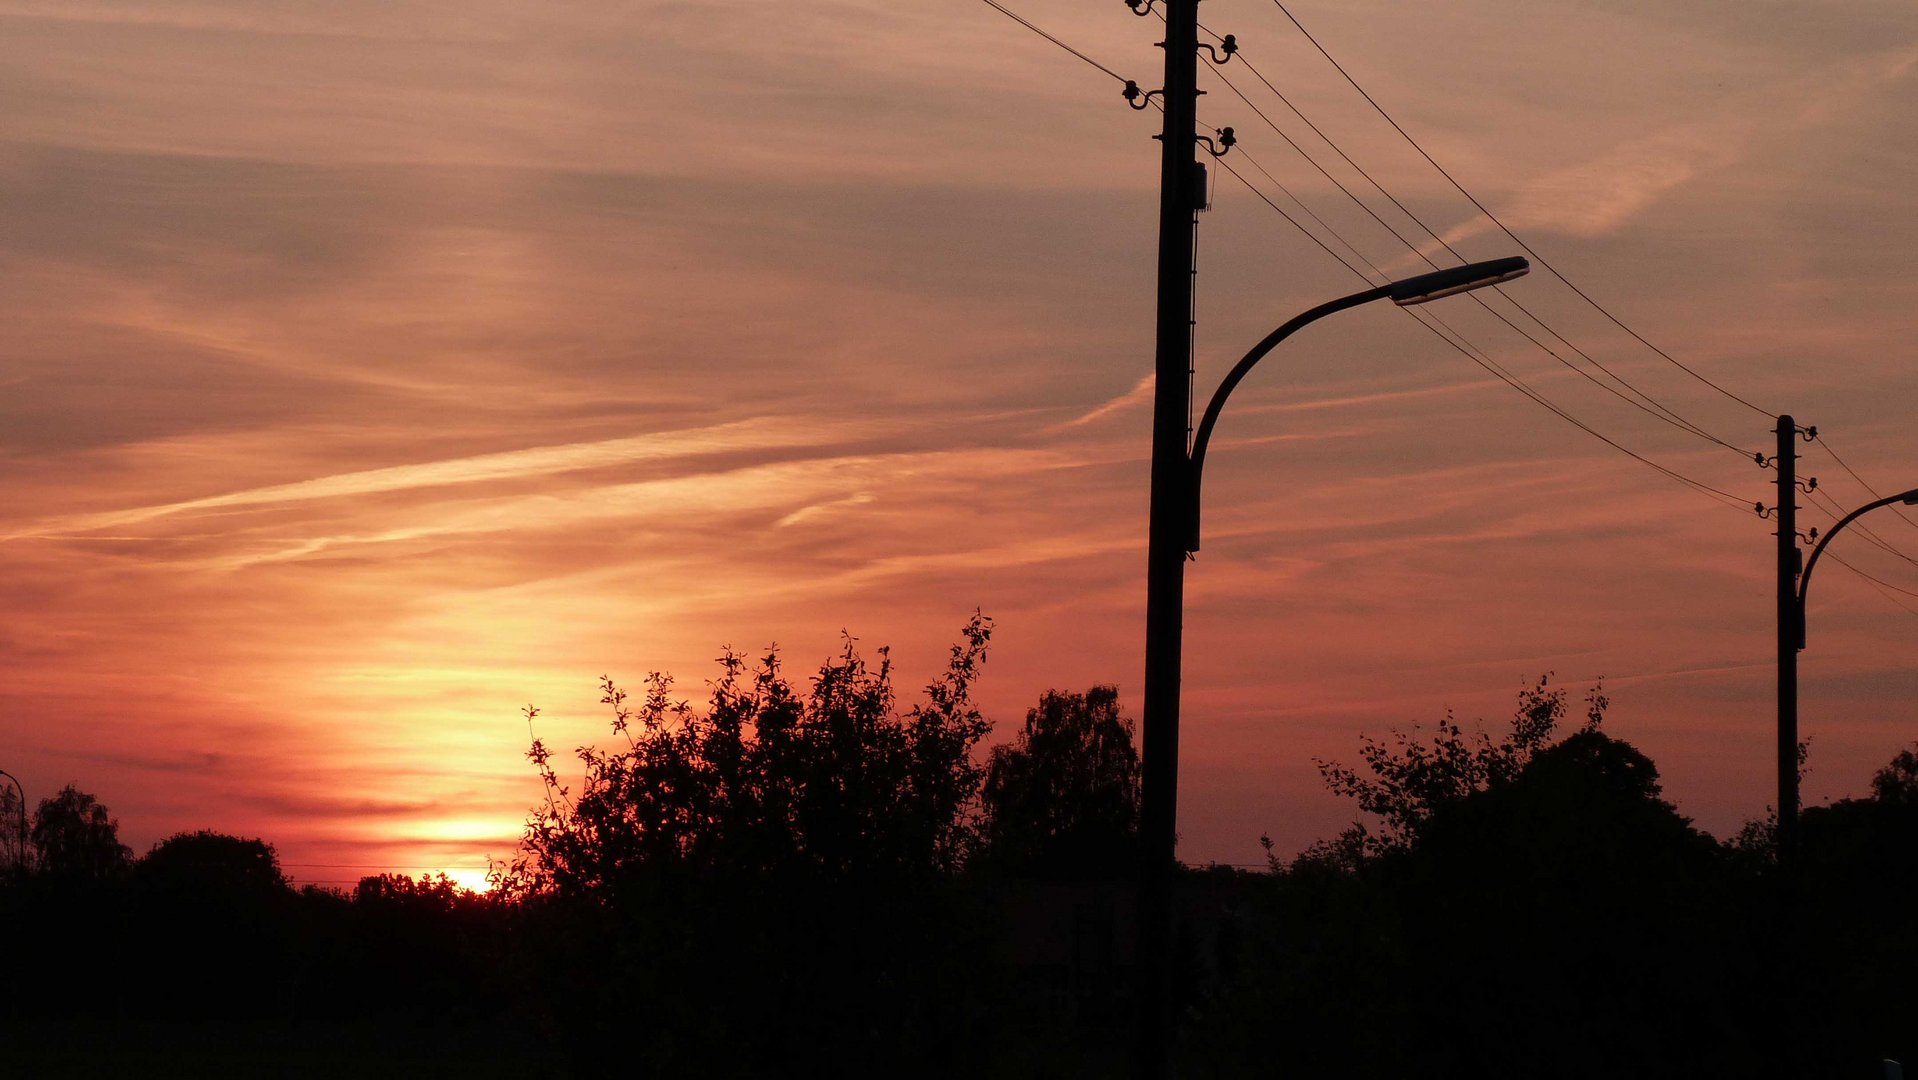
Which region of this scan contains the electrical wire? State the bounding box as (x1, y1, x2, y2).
(977, 0, 1133, 85)
(1214, 154, 1377, 284)
(1824, 551, 1918, 607)
(1208, 65, 1431, 261)
(1407, 314, 1756, 513)
(1233, 147, 1386, 284)
(1199, 37, 1760, 461)
(1213, 155, 1756, 515)
(1179, 8, 1902, 582)
(1810, 436, 1918, 535)
(1224, 143, 1518, 400)
(974, 1, 1760, 517)
(1798, 484, 1918, 620)
(1806, 488, 1918, 568)
(1264, 0, 1777, 420)
(1197, 20, 1441, 257)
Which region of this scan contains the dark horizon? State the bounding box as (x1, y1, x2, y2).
(5, 666, 1914, 1076)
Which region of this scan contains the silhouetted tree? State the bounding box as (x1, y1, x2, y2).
(137, 830, 288, 897)
(1311, 674, 1606, 856)
(1412, 727, 1720, 888)
(1869, 741, 1918, 803)
(1724, 737, 1809, 869)
(498, 616, 1007, 1076)
(1792, 742, 1918, 1073)
(29, 785, 131, 881)
(1195, 685, 1756, 1079)
(113, 831, 299, 1033)
(355, 871, 468, 908)
(505, 613, 994, 895)
(981, 685, 1139, 877)
(0, 814, 530, 1071)
(1388, 728, 1741, 1076)
(319, 872, 510, 1034)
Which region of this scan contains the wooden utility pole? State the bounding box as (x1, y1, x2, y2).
(1138, 0, 1200, 1075)
(1775, 414, 1800, 868)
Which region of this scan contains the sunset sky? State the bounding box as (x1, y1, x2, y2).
(4, 0, 1916, 888)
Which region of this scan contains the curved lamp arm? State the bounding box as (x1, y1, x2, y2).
(1188, 286, 1384, 551)
(1186, 256, 1529, 552)
(1797, 487, 1918, 650)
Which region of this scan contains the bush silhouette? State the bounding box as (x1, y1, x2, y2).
(981, 685, 1140, 878)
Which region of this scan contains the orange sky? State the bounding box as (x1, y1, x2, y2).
(4, 0, 1917, 886)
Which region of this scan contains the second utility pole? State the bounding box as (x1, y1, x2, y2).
(1138, 0, 1200, 1076)
(1774, 414, 1799, 868)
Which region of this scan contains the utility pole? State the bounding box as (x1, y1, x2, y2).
(1775, 414, 1799, 868)
(1138, 0, 1200, 1075)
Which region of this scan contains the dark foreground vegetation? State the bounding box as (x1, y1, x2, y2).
(2, 616, 1913, 1077)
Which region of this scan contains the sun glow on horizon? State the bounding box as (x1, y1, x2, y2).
(438, 867, 494, 894)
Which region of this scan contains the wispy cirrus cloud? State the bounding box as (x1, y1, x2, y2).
(1058, 371, 1154, 429)
(4, 417, 872, 541)
(1445, 42, 1918, 241)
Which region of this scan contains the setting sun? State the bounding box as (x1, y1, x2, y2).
(435, 866, 493, 894)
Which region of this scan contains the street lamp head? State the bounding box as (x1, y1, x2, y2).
(1900, 488, 1918, 506)
(1388, 256, 1530, 307)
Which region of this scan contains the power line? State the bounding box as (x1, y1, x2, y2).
(1224, 144, 1543, 399)
(1825, 551, 1918, 607)
(1264, 0, 1777, 420)
(1231, 148, 1384, 284)
(1207, 65, 1432, 266)
(976, 0, 1760, 517)
(977, 0, 1133, 85)
(1214, 154, 1376, 285)
(1217, 146, 1506, 383)
(1810, 435, 1918, 535)
(1407, 312, 1756, 513)
(1198, 35, 1760, 461)
(998, 1, 1759, 468)
(1198, 20, 1441, 258)
(1213, 154, 1755, 515)
(1228, 5, 1917, 581)
(1796, 480, 1918, 615)
(1806, 488, 1918, 568)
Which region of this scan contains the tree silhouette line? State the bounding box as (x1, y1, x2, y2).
(1, 615, 1912, 1076)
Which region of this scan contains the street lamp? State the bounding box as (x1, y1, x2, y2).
(1778, 485, 1918, 859)
(1135, 254, 1528, 1071)
(1185, 257, 1531, 551)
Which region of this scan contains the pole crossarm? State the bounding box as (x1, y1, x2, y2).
(1795, 487, 1918, 649)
